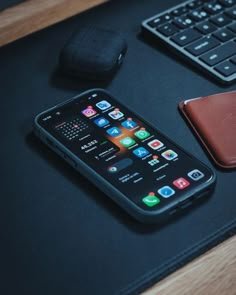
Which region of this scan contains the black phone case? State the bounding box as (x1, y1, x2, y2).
(34, 88, 216, 224)
(1, 0, 235, 294)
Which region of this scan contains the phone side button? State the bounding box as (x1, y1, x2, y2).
(63, 153, 77, 167)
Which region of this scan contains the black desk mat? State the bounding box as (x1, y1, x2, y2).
(1, 0, 235, 294)
(0, 0, 25, 11)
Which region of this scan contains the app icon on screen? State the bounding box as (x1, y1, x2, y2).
(94, 117, 109, 127)
(96, 100, 111, 110)
(142, 192, 160, 207)
(120, 137, 136, 147)
(106, 127, 122, 137)
(108, 109, 124, 120)
(161, 149, 178, 160)
(133, 147, 150, 158)
(158, 186, 175, 198)
(173, 177, 190, 190)
(82, 106, 97, 117)
(107, 166, 118, 173)
(134, 128, 150, 140)
(188, 169, 204, 181)
(148, 139, 164, 150)
(121, 119, 137, 129)
(148, 155, 159, 166)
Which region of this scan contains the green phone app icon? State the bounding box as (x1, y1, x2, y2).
(134, 129, 150, 140)
(142, 193, 160, 207)
(120, 137, 136, 147)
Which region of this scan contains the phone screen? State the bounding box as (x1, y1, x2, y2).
(37, 90, 213, 210)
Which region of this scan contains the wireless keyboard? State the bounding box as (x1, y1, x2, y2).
(142, 0, 236, 84)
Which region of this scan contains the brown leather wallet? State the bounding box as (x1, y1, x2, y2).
(179, 91, 236, 169)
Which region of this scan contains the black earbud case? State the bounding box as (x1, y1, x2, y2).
(59, 26, 127, 80)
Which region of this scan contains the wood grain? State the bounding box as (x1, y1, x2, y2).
(0, 0, 108, 47)
(144, 234, 236, 295)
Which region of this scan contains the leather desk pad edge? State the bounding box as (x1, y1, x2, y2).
(118, 219, 236, 295)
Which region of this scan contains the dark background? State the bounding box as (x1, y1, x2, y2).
(0, 0, 235, 294)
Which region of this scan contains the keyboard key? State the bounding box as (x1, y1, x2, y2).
(147, 18, 163, 28)
(230, 55, 236, 63)
(225, 6, 236, 19)
(214, 60, 236, 76)
(171, 29, 202, 46)
(171, 7, 188, 16)
(200, 41, 236, 65)
(195, 21, 217, 34)
(187, 0, 204, 10)
(218, 0, 236, 7)
(148, 14, 172, 28)
(185, 36, 221, 56)
(148, 17, 165, 28)
(162, 14, 172, 23)
(228, 21, 236, 32)
(204, 3, 224, 14)
(157, 23, 179, 36)
(213, 28, 234, 41)
(188, 9, 209, 22)
(173, 16, 194, 29)
(210, 13, 232, 26)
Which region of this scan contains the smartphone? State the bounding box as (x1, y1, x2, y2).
(34, 89, 216, 223)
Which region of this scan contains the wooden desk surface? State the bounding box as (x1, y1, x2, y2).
(1, 1, 235, 294)
(144, 235, 236, 295)
(0, 0, 108, 47)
